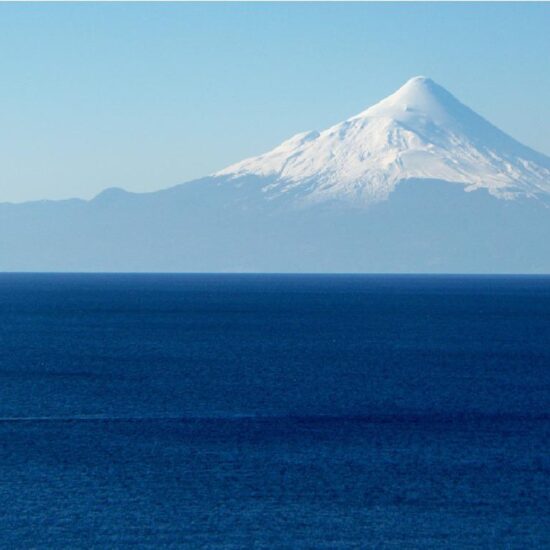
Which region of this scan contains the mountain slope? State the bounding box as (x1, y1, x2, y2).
(2, 179, 549, 272)
(216, 76, 550, 205)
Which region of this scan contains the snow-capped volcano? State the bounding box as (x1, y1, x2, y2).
(2, 76, 550, 273)
(216, 76, 550, 205)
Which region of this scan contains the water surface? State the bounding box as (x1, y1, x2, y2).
(0, 274, 548, 546)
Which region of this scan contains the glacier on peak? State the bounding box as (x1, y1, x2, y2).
(215, 76, 550, 206)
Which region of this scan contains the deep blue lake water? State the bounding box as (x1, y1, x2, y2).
(0, 274, 549, 546)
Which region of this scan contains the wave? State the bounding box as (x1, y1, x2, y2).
(0, 411, 548, 424)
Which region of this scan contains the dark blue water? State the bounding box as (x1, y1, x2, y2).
(0, 274, 549, 546)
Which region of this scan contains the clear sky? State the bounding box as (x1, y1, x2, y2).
(1, 2, 549, 202)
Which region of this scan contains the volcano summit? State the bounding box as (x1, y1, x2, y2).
(216, 76, 550, 206)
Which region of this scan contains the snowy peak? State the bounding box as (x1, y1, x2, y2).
(215, 77, 550, 206)
(355, 76, 460, 124)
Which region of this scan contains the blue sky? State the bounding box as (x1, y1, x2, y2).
(1, 2, 549, 202)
